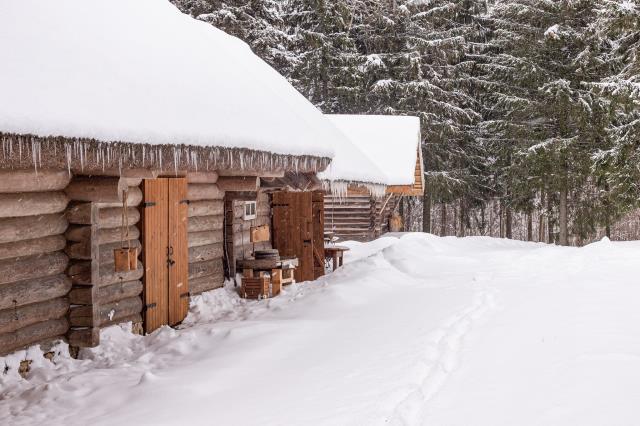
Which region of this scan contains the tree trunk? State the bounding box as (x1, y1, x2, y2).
(505, 207, 513, 239)
(440, 203, 447, 236)
(547, 192, 554, 244)
(459, 199, 465, 237)
(559, 187, 568, 246)
(527, 213, 533, 241)
(422, 191, 431, 233)
(499, 203, 504, 238)
(538, 191, 545, 242)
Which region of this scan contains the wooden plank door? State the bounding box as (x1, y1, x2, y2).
(168, 178, 189, 325)
(142, 178, 189, 333)
(312, 191, 325, 279)
(142, 178, 169, 333)
(272, 191, 315, 282)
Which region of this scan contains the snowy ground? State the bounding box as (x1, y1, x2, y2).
(2, 234, 640, 425)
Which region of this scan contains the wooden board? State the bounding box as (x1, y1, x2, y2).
(168, 178, 189, 326)
(142, 178, 169, 333)
(272, 191, 314, 282)
(312, 191, 325, 279)
(250, 225, 270, 243)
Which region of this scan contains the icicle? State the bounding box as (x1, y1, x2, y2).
(65, 143, 72, 176)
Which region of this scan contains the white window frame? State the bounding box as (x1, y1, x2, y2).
(243, 200, 257, 220)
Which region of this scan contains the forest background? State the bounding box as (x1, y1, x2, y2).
(174, 0, 640, 245)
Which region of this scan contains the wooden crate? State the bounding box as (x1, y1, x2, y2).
(242, 276, 270, 299)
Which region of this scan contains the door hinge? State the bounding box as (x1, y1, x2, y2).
(179, 199, 191, 205)
(179, 292, 191, 299)
(143, 201, 157, 208)
(143, 302, 157, 312)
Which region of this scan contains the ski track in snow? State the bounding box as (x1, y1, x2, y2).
(389, 277, 498, 425)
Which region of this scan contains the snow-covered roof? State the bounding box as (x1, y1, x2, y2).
(0, 0, 344, 160)
(322, 115, 422, 186)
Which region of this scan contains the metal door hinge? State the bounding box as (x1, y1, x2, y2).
(143, 201, 157, 208)
(143, 302, 157, 312)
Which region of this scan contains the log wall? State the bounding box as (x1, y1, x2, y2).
(225, 192, 271, 277)
(65, 177, 143, 348)
(0, 169, 71, 356)
(187, 180, 225, 295)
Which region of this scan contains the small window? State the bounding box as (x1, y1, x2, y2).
(243, 201, 257, 220)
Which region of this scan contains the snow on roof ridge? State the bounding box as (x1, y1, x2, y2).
(0, 0, 343, 160)
(321, 114, 421, 186)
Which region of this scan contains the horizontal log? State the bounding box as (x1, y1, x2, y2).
(98, 262, 144, 287)
(0, 297, 68, 334)
(64, 239, 140, 262)
(189, 243, 223, 263)
(0, 169, 71, 193)
(100, 313, 142, 330)
(65, 225, 140, 244)
(66, 327, 100, 348)
(188, 215, 224, 233)
(188, 200, 224, 217)
(0, 274, 71, 311)
(0, 192, 69, 218)
(188, 258, 223, 280)
(69, 296, 142, 327)
(68, 261, 144, 286)
(188, 230, 223, 248)
(69, 280, 142, 305)
(186, 171, 219, 184)
(190, 272, 224, 295)
(0, 252, 68, 285)
(188, 183, 224, 201)
(0, 318, 69, 356)
(233, 230, 253, 247)
(216, 176, 259, 192)
(65, 178, 142, 205)
(0, 235, 66, 261)
(66, 204, 140, 228)
(0, 214, 67, 244)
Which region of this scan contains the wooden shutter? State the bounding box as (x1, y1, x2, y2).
(168, 178, 188, 325)
(142, 178, 169, 333)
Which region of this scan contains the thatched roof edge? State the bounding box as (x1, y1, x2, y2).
(0, 133, 331, 176)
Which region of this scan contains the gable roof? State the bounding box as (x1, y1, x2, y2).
(0, 0, 344, 164)
(322, 115, 423, 194)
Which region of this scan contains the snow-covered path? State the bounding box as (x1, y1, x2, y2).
(2, 234, 640, 425)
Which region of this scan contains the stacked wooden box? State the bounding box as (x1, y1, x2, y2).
(0, 170, 71, 356)
(187, 174, 225, 295)
(65, 177, 144, 348)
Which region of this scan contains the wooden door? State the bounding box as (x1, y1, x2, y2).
(312, 191, 325, 279)
(168, 178, 189, 325)
(142, 178, 189, 333)
(272, 191, 315, 282)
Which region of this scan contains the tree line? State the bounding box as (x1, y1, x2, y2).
(174, 0, 640, 245)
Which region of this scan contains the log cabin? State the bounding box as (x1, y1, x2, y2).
(321, 115, 424, 242)
(0, 0, 354, 357)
